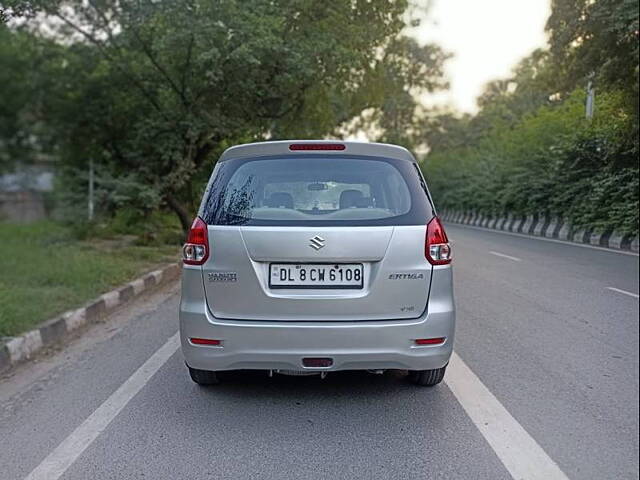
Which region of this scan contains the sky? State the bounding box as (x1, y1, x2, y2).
(409, 0, 551, 113)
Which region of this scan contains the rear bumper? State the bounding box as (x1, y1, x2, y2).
(179, 265, 455, 372)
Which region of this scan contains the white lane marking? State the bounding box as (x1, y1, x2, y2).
(21, 332, 572, 480)
(490, 251, 522, 262)
(24, 332, 180, 480)
(607, 287, 640, 299)
(445, 352, 570, 480)
(448, 223, 639, 257)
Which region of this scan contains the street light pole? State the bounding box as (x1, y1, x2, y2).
(585, 72, 595, 120)
(88, 158, 94, 221)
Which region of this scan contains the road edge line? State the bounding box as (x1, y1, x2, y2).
(445, 352, 570, 480)
(606, 287, 640, 299)
(23, 332, 180, 480)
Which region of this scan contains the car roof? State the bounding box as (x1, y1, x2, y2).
(219, 140, 416, 163)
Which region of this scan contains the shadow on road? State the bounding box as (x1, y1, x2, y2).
(207, 369, 416, 395)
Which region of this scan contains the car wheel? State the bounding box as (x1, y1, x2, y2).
(408, 365, 447, 386)
(188, 366, 219, 385)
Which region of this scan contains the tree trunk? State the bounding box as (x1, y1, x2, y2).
(164, 193, 192, 234)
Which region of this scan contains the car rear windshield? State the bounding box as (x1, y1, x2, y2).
(199, 155, 433, 226)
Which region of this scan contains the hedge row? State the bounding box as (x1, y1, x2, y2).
(423, 90, 639, 235)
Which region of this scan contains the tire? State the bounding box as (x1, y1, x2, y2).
(188, 366, 219, 385)
(408, 365, 447, 387)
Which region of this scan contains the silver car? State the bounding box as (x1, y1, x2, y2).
(179, 140, 455, 386)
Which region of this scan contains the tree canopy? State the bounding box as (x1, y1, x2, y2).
(1, 0, 448, 229)
(421, 0, 639, 235)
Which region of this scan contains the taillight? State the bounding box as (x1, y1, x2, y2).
(183, 217, 209, 265)
(425, 216, 451, 265)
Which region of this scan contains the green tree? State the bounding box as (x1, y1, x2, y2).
(6, 0, 448, 231)
(0, 26, 59, 172)
(420, 0, 639, 236)
(546, 0, 639, 124)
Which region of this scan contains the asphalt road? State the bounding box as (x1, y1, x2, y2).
(1, 224, 638, 480)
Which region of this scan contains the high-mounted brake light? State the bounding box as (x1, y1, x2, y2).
(289, 143, 346, 151)
(182, 217, 209, 265)
(425, 217, 451, 265)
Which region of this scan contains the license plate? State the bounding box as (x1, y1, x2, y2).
(269, 263, 364, 289)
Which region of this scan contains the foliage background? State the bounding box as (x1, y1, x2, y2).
(421, 0, 639, 235)
(0, 0, 638, 236)
(1, 0, 448, 232)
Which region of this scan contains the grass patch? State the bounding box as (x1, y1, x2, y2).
(0, 221, 179, 337)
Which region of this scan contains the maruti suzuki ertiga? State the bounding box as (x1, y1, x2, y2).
(179, 141, 455, 386)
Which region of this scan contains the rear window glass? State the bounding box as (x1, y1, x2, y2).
(200, 155, 432, 226)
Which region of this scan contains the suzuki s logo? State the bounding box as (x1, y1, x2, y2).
(309, 235, 325, 250)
